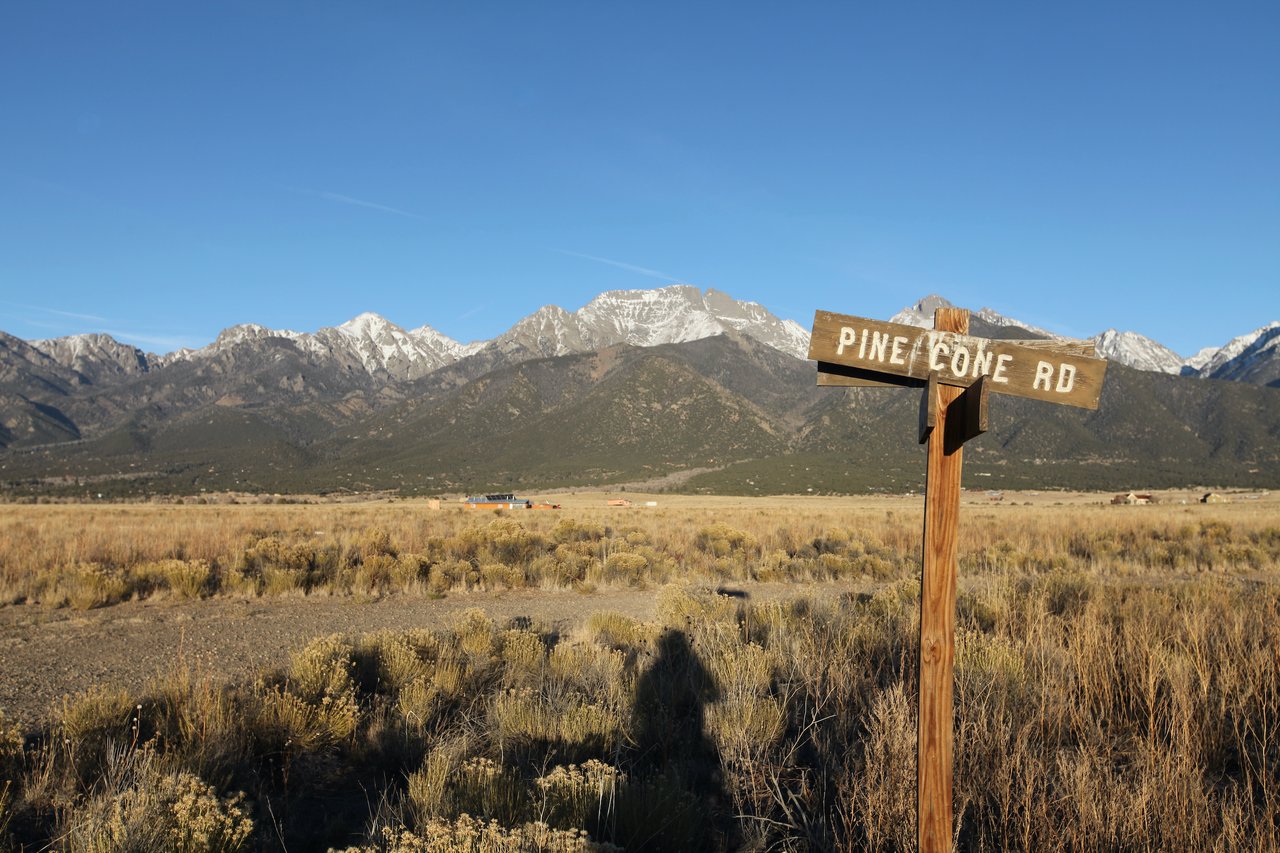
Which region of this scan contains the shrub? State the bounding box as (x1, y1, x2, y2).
(59, 758, 253, 853)
(583, 612, 659, 651)
(357, 527, 397, 560)
(64, 563, 131, 610)
(499, 630, 546, 686)
(355, 554, 398, 595)
(338, 816, 611, 852)
(600, 553, 647, 587)
(551, 518, 606, 545)
(694, 523, 758, 557)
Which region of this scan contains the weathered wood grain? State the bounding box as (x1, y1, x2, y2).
(918, 307, 966, 853)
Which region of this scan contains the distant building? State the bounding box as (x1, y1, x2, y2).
(464, 493, 530, 510)
(1200, 492, 1228, 504)
(1111, 492, 1154, 505)
(460, 494, 559, 510)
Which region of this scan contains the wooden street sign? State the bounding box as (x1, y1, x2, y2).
(810, 304, 1107, 853)
(809, 310, 1107, 409)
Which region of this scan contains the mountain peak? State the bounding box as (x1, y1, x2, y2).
(1195, 322, 1280, 384)
(565, 285, 807, 358)
(914, 294, 955, 314)
(337, 312, 400, 338)
(890, 294, 955, 328)
(214, 323, 293, 345)
(26, 332, 152, 383)
(1089, 329, 1185, 374)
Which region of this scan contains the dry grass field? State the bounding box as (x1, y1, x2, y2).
(0, 490, 1277, 851)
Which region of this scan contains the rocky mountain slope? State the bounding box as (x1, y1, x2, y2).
(163, 313, 484, 382)
(490, 286, 809, 359)
(1189, 322, 1280, 385)
(0, 286, 813, 451)
(30, 333, 154, 384)
(2, 287, 1277, 496)
(2, 332, 1277, 497)
(1090, 330, 1186, 375)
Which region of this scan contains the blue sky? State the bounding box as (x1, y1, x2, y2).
(1, 2, 1276, 357)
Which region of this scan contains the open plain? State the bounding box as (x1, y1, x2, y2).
(1, 490, 1277, 851)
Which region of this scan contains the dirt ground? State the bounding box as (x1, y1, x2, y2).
(0, 580, 858, 730)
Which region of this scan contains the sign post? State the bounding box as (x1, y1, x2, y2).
(807, 305, 1106, 853)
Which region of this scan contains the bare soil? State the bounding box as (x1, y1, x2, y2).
(0, 581, 858, 730)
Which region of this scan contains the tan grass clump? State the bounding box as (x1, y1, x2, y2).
(338, 816, 613, 852)
(59, 757, 252, 853)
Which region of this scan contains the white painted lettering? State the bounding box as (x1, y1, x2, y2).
(858, 329, 868, 359)
(972, 349, 994, 378)
(1056, 363, 1077, 393)
(869, 331, 889, 362)
(950, 346, 970, 378)
(890, 335, 908, 365)
(930, 342, 949, 372)
(1034, 360, 1054, 390)
(992, 354, 1012, 384)
(837, 327, 856, 356)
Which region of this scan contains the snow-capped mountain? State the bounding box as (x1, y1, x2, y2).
(31, 333, 153, 383)
(1186, 322, 1280, 377)
(889, 295, 957, 329)
(15, 287, 1278, 394)
(1192, 322, 1280, 386)
(1088, 330, 1185, 375)
(493, 285, 810, 360)
(889, 295, 1056, 338)
(973, 307, 1055, 338)
(1076, 324, 1280, 384)
(164, 314, 481, 382)
(102, 286, 807, 386)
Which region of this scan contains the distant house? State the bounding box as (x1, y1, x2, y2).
(1111, 492, 1154, 506)
(464, 493, 530, 510)
(607, 499, 633, 507)
(1200, 492, 1228, 504)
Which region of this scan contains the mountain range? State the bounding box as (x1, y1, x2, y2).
(2, 286, 1277, 496)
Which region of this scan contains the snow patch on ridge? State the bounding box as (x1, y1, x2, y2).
(1089, 330, 1184, 374)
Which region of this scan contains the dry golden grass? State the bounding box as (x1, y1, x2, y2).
(0, 493, 1277, 850)
(3, 491, 1275, 607)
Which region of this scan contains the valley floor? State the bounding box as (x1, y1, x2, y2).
(0, 579, 860, 730)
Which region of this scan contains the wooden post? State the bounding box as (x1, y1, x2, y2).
(918, 307, 967, 852)
(805, 302, 1106, 851)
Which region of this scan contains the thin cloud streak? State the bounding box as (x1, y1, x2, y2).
(288, 186, 428, 221)
(41, 307, 111, 323)
(0, 301, 112, 324)
(555, 249, 681, 282)
(102, 329, 202, 352)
